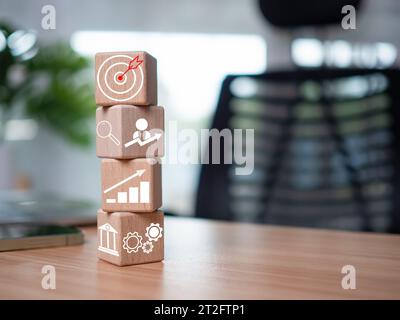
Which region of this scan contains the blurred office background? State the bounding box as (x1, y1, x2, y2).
(0, 0, 399, 231)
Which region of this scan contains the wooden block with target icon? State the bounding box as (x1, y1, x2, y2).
(101, 158, 162, 212)
(96, 105, 164, 159)
(95, 51, 157, 106)
(97, 210, 164, 266)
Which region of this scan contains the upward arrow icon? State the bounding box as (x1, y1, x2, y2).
(103, 169, 145, 194)
(124, 133, 162, 148)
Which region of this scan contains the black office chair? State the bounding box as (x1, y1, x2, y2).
(195, 0, 400, 233)
(195, 68, 400, 233)
(195, 0, 400, 232)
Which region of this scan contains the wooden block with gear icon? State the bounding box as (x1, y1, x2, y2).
(101, 158, 162, 212)
(97, 210, 164, 266)
(95, 51, 157, 106)
(96, 105, 164, 159)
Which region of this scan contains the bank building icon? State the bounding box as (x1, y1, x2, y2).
(98, 223, 119, 256)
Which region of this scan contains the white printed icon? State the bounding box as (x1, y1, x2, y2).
(145, 223, 163, 242)
(123, 232, 143, 253)
(124, 118, 162, 148)
(122, 223, 163, 255)
(104, 169, 150, 204)
(97, 54, 144, 102)
(142, 241, 154, 254)
(97, 120, 121, 146)
(98, 223, 119, 256)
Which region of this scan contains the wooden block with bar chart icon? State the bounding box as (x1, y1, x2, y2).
(101, 158, 161, 212)
(96, 105, 164, 159)
(97, 210, 164, 266)
(95, 51, 157, 106)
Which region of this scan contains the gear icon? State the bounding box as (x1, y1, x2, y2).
(145, 223, 163, 242)
(122, 232, 142, 253)
(142, 241, 154, 254)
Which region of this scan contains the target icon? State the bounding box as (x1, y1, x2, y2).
(96, 54, 144, 102)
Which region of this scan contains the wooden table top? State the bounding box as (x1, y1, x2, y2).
(1, 217, 399, 299)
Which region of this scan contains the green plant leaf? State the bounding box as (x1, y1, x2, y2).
(0, 22, 96, 147)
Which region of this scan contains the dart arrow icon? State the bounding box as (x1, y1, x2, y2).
(124, 133, 162, 148)
(128, 55, 143, 70)
(118, 55, 144, 81)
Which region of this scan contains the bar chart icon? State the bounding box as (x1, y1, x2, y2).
(104, 169, 150, 204)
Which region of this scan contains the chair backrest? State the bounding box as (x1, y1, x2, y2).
(258, 0, 362, 27)
(195, 68, 400, 233)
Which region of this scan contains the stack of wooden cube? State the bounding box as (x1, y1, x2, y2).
(95, 51, 164, 266)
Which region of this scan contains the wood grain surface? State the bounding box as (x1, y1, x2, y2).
(101, 158, 162, 212)
(0, 217, 399, 299)
(95, 51, 157, 106)
(97, 210, 164, 266)
(96, 105, 164, 159)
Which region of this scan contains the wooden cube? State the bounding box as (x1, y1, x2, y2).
(96, 105, 164, 159)
(95, 51, 157, 106)
(101, 158, 161, 212)
(97, 210, 164, 266)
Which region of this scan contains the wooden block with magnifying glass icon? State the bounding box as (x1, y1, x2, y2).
(96, 105, 164, 159)
(101, 158, 162, 212)
(95, 51, 157, 106)
(97, 210, 164, 266)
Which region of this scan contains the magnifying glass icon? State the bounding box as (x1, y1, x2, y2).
(96, 120, 121, 146)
